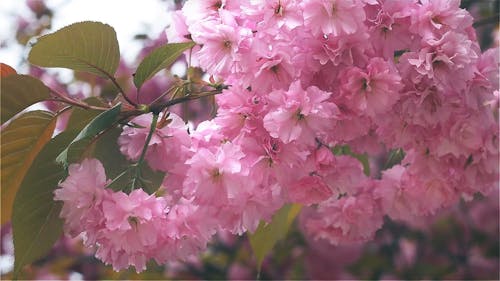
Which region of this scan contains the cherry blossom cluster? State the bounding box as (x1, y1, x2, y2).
(54, 0, 499, 272)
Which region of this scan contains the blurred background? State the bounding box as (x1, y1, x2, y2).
(0, 0, 498, 279)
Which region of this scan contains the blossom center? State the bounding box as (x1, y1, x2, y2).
(274, 2, 284, 16)
(211, 168, 222, 181)
(128, 216, 139, 231)
(296, 109, 305, 120)
(331, 3, 337, 15)
(213, 1, 222, 9)
(223, 40, 232, 49)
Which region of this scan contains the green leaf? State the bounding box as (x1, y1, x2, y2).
(28, 21, 120, 78)
(91, 126, 129, 178)
(1, 111, 57, 224)
(1, 75, 50, 124)
(56, 103, 122, 166)
(106, 163, 165, 194)
(63, 125, 125, 176)
(67, 98, 107, 129)
(12, 131, 75, 277)
(249, 204, 302, 271)
(333, 145, 371, 176)
(383, 148, 406, 170)
(133, 42, 195, 90)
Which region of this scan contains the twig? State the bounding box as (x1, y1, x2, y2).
(48, 90, 108, 111)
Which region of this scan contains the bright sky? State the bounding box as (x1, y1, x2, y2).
(0, 0, 173, 69)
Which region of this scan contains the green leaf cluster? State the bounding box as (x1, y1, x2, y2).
(2, 20, 197, 276)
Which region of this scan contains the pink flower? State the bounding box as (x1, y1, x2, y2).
(305, 191, 383, 245)
(214, 87, 266, 139)
(374, 165, 416, 222)
(366, 0, 416, 59)
(191, 18, 252, 76)
(313, 31, 371, 66)
(253, 0, 303, 32)
(181, 0, 226, 25)
(207, 182, 284, 234)
(184, 142, 248, 204)
(287, 175, 333, 205)
(118, 113, 191, 172)
(159, 200, 215, 260)
(165, 10, 191, 43)
(244, 46, 296, 92)
(377, 151, 461, 219)
(95, 189, 168, 272)
(239, 130, 310, 186)
(410, 0, 473, 39)
(54, 158, 215, 272)
(302, 0, 366, 36)
(55, 0, 500, 268)
(338, 57, 402, 117)
(54, 159, 108, 237)
(404, 31, 478, 91)
(435, 114, 486, 158)
(263, 81, 339, 146)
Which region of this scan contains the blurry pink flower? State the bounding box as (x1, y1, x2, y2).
(305, 191, 383, 245)
(287, 175, 333, 205)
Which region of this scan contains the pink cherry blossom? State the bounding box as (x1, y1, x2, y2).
(302, 0, 366, 36)
(305, 191, 383, 245)
(252, 0, 303, 33)
(54, 158, 108, 237)
(55, 0, 499, 270)
(263, 81, 339, 146)
(118, 112, 191, 172)
(287, 174, 333, 205)
(190, 18, 252, 76)
(338, 57, 402, 117)
(184, 142, 248, 204)
(95, 189, 168, 272)
(410, 0, 473, 39)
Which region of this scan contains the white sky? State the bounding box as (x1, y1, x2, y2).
(0, 0, 174, 70)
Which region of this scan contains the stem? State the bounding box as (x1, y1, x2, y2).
(131, 112, 159, 190)
(150, 83, 180, 105)
(157, 108, 171, 128)
(149, 89, 223, 113)
(110, 75, 136, 106)
(188, 47, 193, 70)
(74, 57, 136, 106)
(138, 113, 159, 167)
(48, 90, 108, 111)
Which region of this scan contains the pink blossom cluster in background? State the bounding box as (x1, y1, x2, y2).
(53, 0, 499, 272)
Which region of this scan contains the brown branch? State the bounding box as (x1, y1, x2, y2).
(48, 90, 108, 111)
